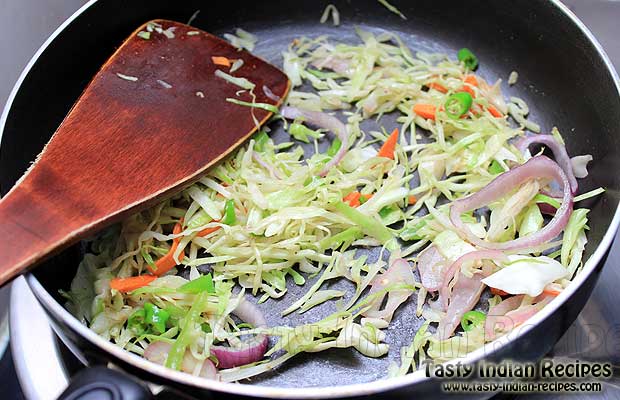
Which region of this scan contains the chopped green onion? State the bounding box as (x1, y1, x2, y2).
(144, 303, 170, 334)
(461, 310, 486, 332)
(327, 138, 342, 157)
(445, 92, 473, 119)
(137, 31, 150, 40)
(222, 199, 237, 225)
(534, 193, 561, 209)
(457, 48, 478, 70)
(179, 274, 215, 294)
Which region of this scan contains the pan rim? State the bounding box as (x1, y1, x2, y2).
(4, 0, 620, 397)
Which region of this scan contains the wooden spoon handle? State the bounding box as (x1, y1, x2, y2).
(0, 187, 68, 285)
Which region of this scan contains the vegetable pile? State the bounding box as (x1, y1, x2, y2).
(66, 24, 603, 383)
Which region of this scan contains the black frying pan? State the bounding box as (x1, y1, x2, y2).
(2, 0, 620, 399)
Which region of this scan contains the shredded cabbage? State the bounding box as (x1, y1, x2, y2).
(66, 26, 602, 383)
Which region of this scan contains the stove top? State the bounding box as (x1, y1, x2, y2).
(2, 1, 620, 399)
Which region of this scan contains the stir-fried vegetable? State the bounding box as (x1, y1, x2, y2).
(65, 25, 602, 384)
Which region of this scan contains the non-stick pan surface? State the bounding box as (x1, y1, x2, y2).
(2, 0, 620, 398)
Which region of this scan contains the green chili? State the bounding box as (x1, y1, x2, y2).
(327, 138, 342, 157)
(489, 160, 505, 175)
(461, 310, 486, 332)
(534, 193, 561, 209)
(378, 206, 395, 219)
(457, 48, 478, 70)
(144, 302, 170, 334)
(445, 92, 473, 119)
(127, 309, 146, 334)
(179, 273, 215, 294)
(222, 199, 236, 225)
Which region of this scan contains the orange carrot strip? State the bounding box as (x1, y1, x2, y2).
(487, 105, 503, 118)
(490, 287, 509, 296)
(413, 104, 436, 120)
(464, 75, 479, 87)
(377, 128, 399, 159)
(343, 191, 362, 207)
(427, 82, 448, 93)
(458, 85, 476, 98)
(110, 275, 157, 293)
(408, 195, 417, 205)
(148, 220, 184, 276)
(197, 220, 221, 237)
(211, 56, 231, 67)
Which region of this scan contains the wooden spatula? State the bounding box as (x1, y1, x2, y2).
(0, 20, 290, 286)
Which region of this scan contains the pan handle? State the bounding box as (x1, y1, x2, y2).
(57, 366, 152, 400)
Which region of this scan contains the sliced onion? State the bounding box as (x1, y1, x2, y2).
(484, 295, 524, 339)
(211, 297, 269, 369)
(450, 156, 573, 251)
(144, 341, 219, 379)
(416, 244, 446, 292)
(262, 85, 281, 102)
(281, 106, 348, 176)
(439, 250, 508, 310)
(515, 135, 577, 193)
(363, 258, 416, 322)
(485, 295, 553, 341)
(570, 155, 593, 179)
(311, 56, 351, 76)
(437, 272, 485, 340)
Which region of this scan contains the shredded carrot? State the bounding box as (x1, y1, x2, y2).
(110, 275, 157, 293)
(408, 195, 417, 205)
(427, 82, 448, 93)
(148, 220, 184, 276)
(343, 192, 373, 207)
(197, 220, 221, 237)
(343, 191, 362, 207)
(458, 75, 479, 97)
(487, 105, 503, 118)
(211, 56, 232, 67)
(543, 288, 561, 296)
(459, 85, 476, 98)
(377, 128, 399, 159)
(413, 104, 436, 120)
(490, 287, 509, 296)
(543, 284, 562, 297)
(464, 75, 479, 87)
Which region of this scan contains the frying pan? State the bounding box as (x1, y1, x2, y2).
(2, 0, 619, 399)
